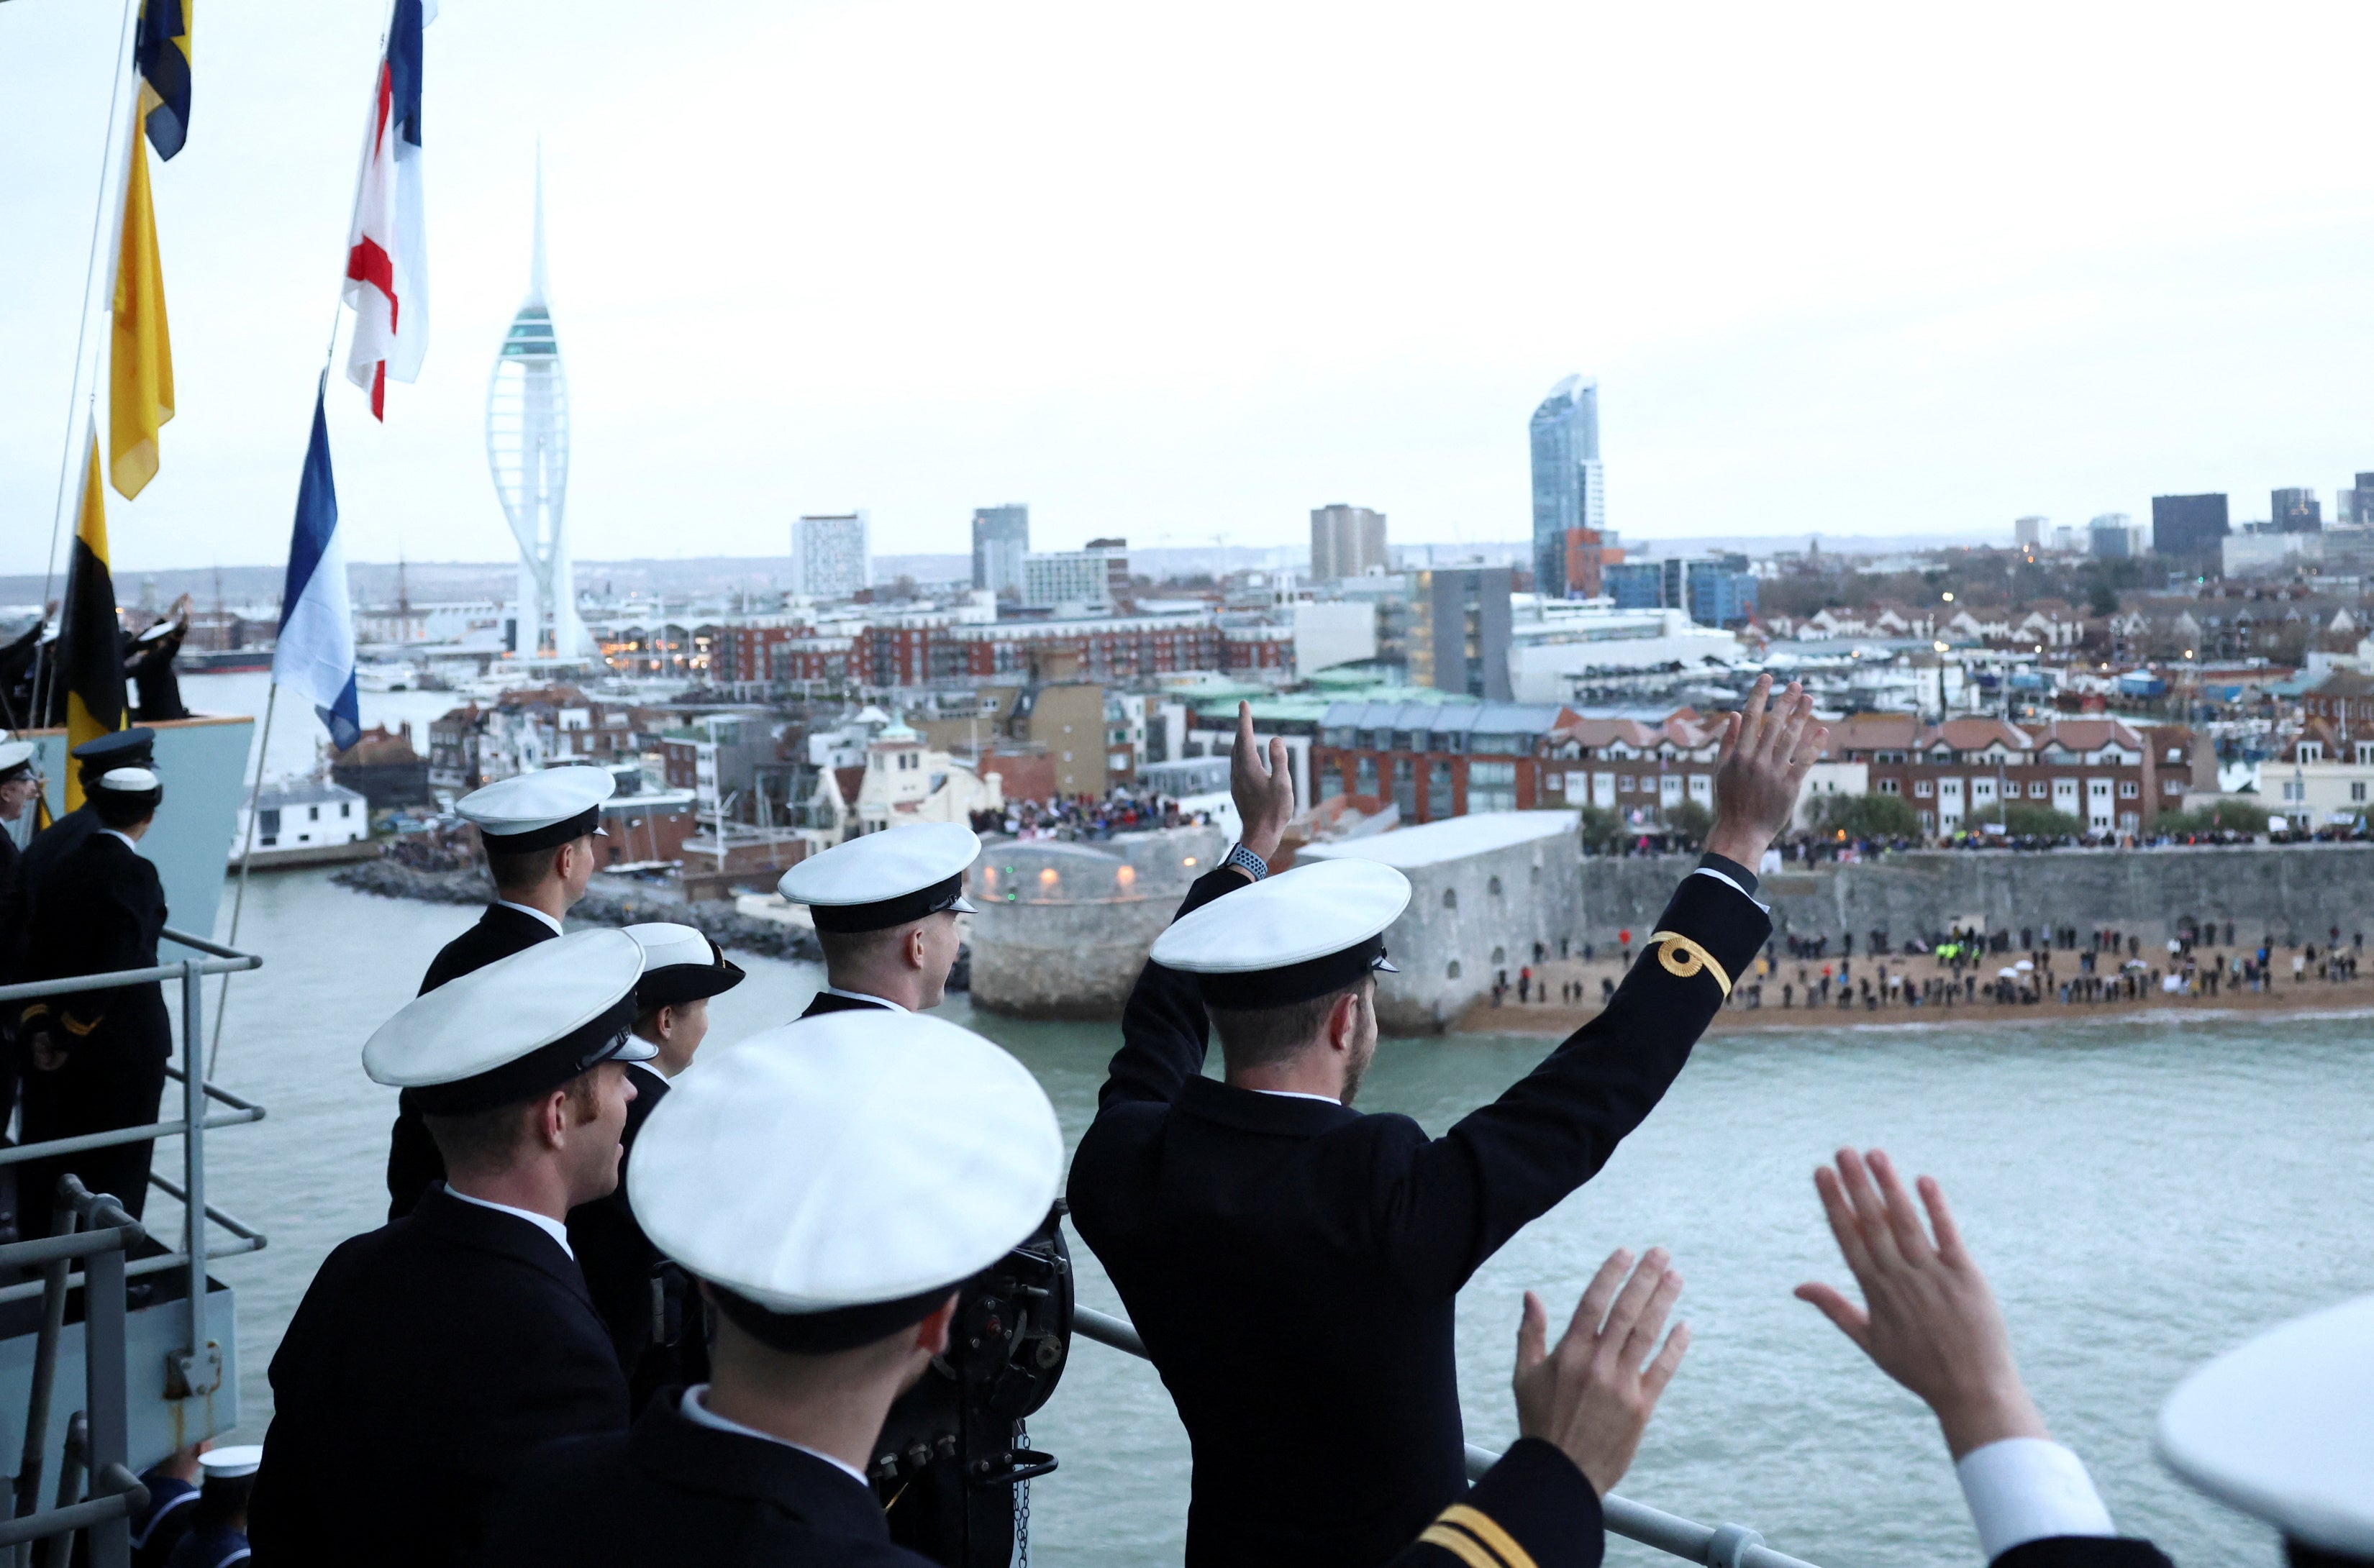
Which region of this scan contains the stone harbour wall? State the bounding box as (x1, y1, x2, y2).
(1576, 844, 2374, 949)
(965, 826, 1229, 1020)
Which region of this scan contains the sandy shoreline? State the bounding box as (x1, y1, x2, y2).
(1450, 949, 2374, 1036)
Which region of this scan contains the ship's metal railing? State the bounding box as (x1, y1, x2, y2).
(1070, 1306, 1823, 1568)
(0, 929, 268, 1402)
(0, 1177, 150, 1568)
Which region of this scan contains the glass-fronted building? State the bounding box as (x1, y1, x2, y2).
(1529, 375, 1603, 597)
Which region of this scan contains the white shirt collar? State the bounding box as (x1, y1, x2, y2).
(443, 1186, 574, 1258)
(820, 985, 906, 1013)
(99, 829, 140, 852)
(1250, 1088, 1342, 1104)
(679, 1386, 871, 1487)
(628, 1058, 670, 1088)
(493, 899, 565, 936)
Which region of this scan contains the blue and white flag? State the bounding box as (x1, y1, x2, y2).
(274, 384, 360, 749)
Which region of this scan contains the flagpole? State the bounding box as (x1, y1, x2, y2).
(33, 0, 142, 734)
(215, 0, 401, 1072)
(209, 680, 277, 1075)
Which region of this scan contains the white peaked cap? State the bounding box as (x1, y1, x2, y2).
(1152, 858, 1412, 972)
(2157, 1292, 2374, 1557)
(455, 766, 615, 847)
(0, 741, 36, 775)
(629, 1009, 1061, 1314)
(624, 922, 713, 972)
(199, 1445, 263, 1478)
(1150, 857, 1410, 1007)
(776, 821, 981, 933)
(363, 928, 654, 1111)
(97, 767, 160, 792)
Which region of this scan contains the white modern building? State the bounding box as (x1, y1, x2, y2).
(793, 512, 870, 600)
(1024, 545, 1129, 611)
(1504, 603, 1744, 703)
(485, 159, 588, 662)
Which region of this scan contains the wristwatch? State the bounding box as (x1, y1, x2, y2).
(1224, 842, 1270, 881)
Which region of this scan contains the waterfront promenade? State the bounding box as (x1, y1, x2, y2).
(1460, 936, 2374, 1034)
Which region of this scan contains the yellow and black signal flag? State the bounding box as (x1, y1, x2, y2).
(109, 114, 173, 500)
(134, 0, 194, 160)
(60, 426, 129, 812)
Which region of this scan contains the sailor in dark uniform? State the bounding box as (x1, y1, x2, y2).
(2158, 1291, 2371, 1568)
(126, 596, 192, 724)
(567, 921, 743, 1409)
(14, 727, 155, 936)
(1067, 685, 1821, 1568)
(777, 822, 978, 1019)
(250, 929, 651, 1568)
(387, 765, 616, 1218)
(17, 766, 172, 1238)
(477, 1006, 1065, 1568)
(160, 1444, 259, 1568)
(0, 739, 43, 1148)
(129, 1444, 204, 1568)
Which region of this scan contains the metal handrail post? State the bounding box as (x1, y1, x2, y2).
(168, 959, 217, 1400)
(9, 1199, 77, 1568)
(82, 1226, 135, 1568)
(38, 1413, 83, 1568)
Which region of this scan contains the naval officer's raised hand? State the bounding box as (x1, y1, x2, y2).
(1512, 1247, 1690, 1499)
(1229, 700, 1295, 866)
(1796, 1149, 2048, 1460)
(1703, 673, 1826, 867)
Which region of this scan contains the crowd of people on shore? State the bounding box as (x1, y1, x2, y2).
(966, 788, 1201, 842)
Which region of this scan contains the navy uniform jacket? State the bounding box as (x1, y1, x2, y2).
(129, 1471, 198, 1568)
(19, 831, 170, 1059)
(481, 1403, 1621, 1568)
(16, 831, 171, 1231)
(1994, 1541, 2173, 1567)
(385, 903, 560, 1219)
(15, 806, 101, 931)
(250, 1182, 629, 1568)
(162, 1524, 249, 1568)
(798, 988, 898, 1018)
(1066, 864, 1770, 1568)
(475, 1394, 937, 1568)
(565, 1062, 701, 1405)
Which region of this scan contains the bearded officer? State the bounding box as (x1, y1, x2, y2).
(776, 822, 977, 1018)
(2156, 1293, 2373, 1568)
(568, 921, 743, 1408)
(17, 767, 173, 1239)
(476, 1007, 1063, 1568)
(386, 765, 617, 1218)
(250, 929, 649, 1568)
(1067, 683, 1821, 1568)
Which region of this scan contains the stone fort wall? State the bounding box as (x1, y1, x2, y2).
(1578, 844, 2374, 949)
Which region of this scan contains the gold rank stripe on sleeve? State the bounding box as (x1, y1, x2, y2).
(1413, 1503, 1542, 1568)
(1438, 1503, 1541, 1568)
(1414, 1524, 1500, 1568)
(1649, 929, 1731, 998)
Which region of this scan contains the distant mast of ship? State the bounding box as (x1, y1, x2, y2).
(484, 147, 587, 666)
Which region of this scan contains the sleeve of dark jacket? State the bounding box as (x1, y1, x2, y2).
(1093, 866, 1250, 1108)
(1375, 869, 1770, 1295)
(1383, 1439, 1603, 1568)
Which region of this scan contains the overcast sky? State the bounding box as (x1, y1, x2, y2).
(9, 1, 2374, 579)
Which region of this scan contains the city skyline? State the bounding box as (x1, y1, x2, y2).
(15, 3, 2374, 576)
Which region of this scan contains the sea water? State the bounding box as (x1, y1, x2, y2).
(168, 867, 2370, 1568)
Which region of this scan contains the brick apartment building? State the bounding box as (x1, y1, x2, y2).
(1312, 699, 1581, 823)
(1827, 714, 2208, 834)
